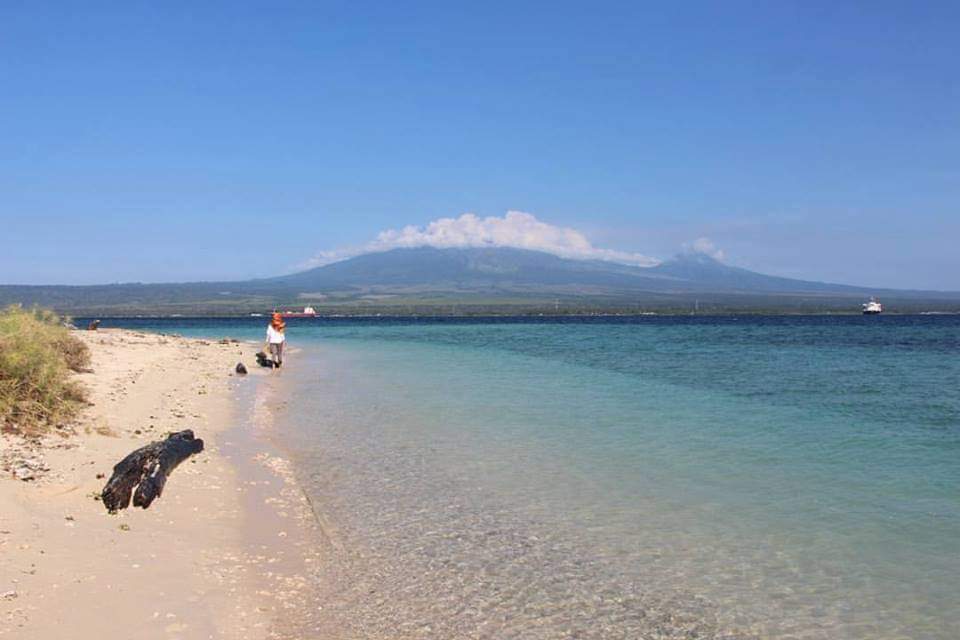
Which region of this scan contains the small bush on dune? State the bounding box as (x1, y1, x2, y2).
(0, 305, 90, 435)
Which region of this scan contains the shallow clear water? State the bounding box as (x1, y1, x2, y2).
(96, 316, 960, 638)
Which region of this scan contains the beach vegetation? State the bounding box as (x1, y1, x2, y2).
(0, 305, 89, 435)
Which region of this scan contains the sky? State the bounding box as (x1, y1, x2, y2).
(1, 1, 958, 289)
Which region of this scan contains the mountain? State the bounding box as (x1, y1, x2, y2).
(261, 247, 890, 296)
(264, 247, 674, 291)
(1, 247, 958, 315)
(645, 252, 868, 294)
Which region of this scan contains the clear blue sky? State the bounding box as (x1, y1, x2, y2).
(2, 1, 958, 289)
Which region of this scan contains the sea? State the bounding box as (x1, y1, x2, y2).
(87, 315, 960, 639)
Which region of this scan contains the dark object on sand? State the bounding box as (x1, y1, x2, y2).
(87, 319, 101, 331)
(235, 362, 248, 375)
(101, 430, 204, 512)
(255, 351, 277, 368)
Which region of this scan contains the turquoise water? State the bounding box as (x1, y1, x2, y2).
(97, 317, 960, 638)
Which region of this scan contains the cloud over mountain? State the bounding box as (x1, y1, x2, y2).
(684, 237, 725, 261)
(304, 211, 661, 268)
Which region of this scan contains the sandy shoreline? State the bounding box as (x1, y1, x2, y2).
(0, 329, 316, 639)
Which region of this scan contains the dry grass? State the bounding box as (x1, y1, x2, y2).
(0, 305, 90, 435)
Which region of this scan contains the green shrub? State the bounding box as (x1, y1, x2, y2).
(0, 305, 90, 434)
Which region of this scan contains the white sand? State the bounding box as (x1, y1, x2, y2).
(0, 329, 316, 639)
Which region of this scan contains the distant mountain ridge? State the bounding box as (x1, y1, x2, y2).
(261, 247, 883, 295)
(1, 246, 958, 314)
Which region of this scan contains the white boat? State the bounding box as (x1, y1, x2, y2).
(280, 306, 318, 318)
(862, 298, 882, 314)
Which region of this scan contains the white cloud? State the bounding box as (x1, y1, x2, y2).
(302, 211, 661, 269)
(684, 237, 725, 261)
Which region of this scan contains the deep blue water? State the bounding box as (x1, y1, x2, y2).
(90, 316, 960, 638)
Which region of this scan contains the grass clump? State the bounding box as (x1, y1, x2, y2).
(0, 305, 90, 435)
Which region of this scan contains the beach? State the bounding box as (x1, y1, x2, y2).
(0, 329, 315, 639)
(4, 1, 958, 636)
(3, 317, 958, 639)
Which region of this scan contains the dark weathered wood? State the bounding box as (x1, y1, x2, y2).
(101, 430, 204, 512)
(255, 351, 276, 368)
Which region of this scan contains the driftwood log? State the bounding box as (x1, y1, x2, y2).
(101, 430, 204, 512)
